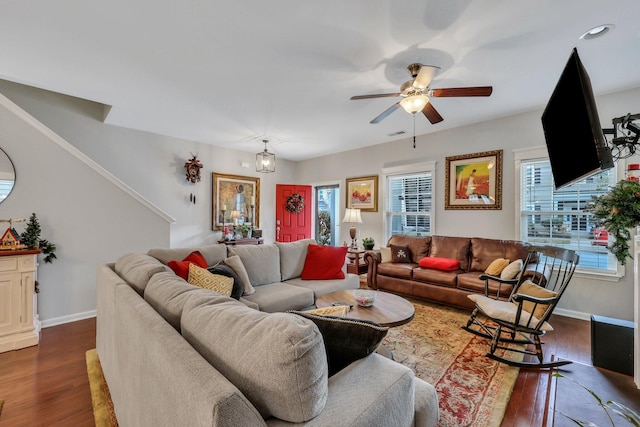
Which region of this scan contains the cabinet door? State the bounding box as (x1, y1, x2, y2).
(19, 271, 35, 331)
(0, 274, 20, 336)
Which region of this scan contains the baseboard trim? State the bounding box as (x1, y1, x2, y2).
(554, 307, 591, 321)
(42, 310, 96, 328)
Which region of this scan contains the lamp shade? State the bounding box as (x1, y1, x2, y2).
(256, 139, 275, 173)
(342, 208, 362, 224)
(400, 94, 429, 113)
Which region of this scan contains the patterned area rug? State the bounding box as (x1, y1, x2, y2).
(382, 298, 522, 427)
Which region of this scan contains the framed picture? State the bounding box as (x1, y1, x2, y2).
(212, 173, 260, 230)
(444, 150, 503, 210)
(346, 175, 378, 212)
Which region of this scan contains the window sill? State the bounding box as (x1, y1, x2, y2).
(572, 268, 624, 283)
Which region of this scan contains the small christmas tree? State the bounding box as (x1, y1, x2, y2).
(20, 213, 57, 263)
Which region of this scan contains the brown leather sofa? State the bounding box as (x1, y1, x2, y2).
(364, 235, 536, 310)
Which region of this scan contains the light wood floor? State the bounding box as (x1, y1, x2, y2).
(0, 313, 625, 427)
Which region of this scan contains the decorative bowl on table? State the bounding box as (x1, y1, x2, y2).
(354, 289, 376, 307)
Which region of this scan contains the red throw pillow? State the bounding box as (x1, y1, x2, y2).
(168, 250, 208, 280)
(418, 257, 460, 271)
(301, 245, 348, 280)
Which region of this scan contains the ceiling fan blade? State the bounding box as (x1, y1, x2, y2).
(430, 86, 493, 97)
(422, 102, 443, 124)
(412, 65, 439, 89)
(351, 93, 401, 100)
(371, 102, 401, 124)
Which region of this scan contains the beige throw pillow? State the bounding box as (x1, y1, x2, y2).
(379, 247, 392, 263)
(224, 255, 255, 295)
(517, 280, 557, 320)
(304, 305, 349, 318)
(484, 258, 510, 276)
(188, 264, 234, 296)
(500, 259, 523, 280)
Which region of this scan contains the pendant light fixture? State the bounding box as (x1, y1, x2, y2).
(256, 139, 275, 173)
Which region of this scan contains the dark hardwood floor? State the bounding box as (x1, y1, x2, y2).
(0, 313, 631, 426)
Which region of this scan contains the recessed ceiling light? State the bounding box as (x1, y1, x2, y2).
(580, 24, 615, 40)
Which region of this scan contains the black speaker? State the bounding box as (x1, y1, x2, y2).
(590, 315, 634, 376)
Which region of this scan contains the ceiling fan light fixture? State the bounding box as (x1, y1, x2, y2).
(579, 24, 614, 40)
(400, 94, 429, 114)
(256, 139, 275, 173)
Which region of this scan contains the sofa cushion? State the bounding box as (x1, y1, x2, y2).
(418, 256, 460, 271)
(285, 275, 359, 298)
(115, 253, 170, 295)
(388, 235, 431, 263)
(390, 244, 412, 263)
(207, 262, 243, 299)
(412, 268, 458, 288)
(144, 271, 232, 331)
(377, 262, 415, 280)
(469, 238, 529, 273)
(301, 245, 347, 280)
(289, 311, 388, 376)
(188, 264, 234, 296)
(240, 282, 315, 312)
(429, 236, 472, 271)
(277, 239, 316, 280)
(228, 244, 281, 286)
(224, 255, 255, 296)
(517, 280, 557, 320)
(484, 258, 510, 276)
(457, 272, 515, 297)
(168, 251, 208, 280)
(181, 297, 328, 422)
(148, 244, 227, 266)
(501, 259, 523, 280)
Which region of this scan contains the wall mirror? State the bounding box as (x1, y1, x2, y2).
(0, 148, 16, 203)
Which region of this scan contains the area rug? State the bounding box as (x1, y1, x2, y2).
(86, 349, 119, 427)
(382, 298, 522, 427)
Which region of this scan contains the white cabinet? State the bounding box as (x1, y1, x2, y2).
(0, 251, 40, 353)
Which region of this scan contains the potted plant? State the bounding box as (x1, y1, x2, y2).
(362, 237, 375, 250)
(237, 223, 252, 238)
(589, 179, 640, 263)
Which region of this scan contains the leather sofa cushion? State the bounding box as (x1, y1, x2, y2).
(388, 235, 430, 263)
(181, 295, 328, 423)
(469, 238, 529, 272)
(413, 268, 458, 288)
(429, 236, 472, 271)
(377, 262, 415, 280)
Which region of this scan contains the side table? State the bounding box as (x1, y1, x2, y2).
(346, 249, 368, 275)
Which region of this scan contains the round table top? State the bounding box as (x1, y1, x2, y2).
(315, 289, 415, 327)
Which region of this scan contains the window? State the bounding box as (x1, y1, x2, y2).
(385, 169, 433, 242)
(519, 158, 618, 273)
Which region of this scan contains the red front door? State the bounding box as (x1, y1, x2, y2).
(276, 184, 312, 242)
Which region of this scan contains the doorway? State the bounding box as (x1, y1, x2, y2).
(315, 185, 339, 246)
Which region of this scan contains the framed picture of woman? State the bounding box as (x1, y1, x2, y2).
(444, 150, 502, 210)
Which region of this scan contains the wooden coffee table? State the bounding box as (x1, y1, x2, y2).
(315, 289, 415, 328)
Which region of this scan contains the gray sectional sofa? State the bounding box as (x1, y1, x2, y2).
(96, 239, 439, 427)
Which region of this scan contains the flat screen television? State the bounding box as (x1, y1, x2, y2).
(541, 48, 613, 189)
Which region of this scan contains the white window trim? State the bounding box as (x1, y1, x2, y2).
(382, 161, 437, 240)
(513, 146, 624, 281)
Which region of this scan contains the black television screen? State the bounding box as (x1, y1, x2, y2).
(541, 48, 613, 189)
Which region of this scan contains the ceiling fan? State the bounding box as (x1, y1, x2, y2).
(350, 63, 493, 124)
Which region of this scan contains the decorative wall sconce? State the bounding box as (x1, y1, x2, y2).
(185, 154, 203, 183)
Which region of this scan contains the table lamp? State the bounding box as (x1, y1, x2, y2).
(342, 208, 362, 249)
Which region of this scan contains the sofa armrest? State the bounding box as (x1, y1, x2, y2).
(363, 251, 380, 289)
(267, 353, 429, 427)
(413, 377, 439, 427)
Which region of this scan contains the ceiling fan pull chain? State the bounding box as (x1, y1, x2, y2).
(413, 114, 416, 148)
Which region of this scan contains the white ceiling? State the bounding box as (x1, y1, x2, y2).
(1, 0, 639, 161)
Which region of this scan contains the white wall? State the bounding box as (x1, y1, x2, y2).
(0, 93, 171, 325)
(296, 87, 640, 321)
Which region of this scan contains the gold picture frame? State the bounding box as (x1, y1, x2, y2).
(346, 175, 378, 212)
(212, 173, 260, 230)
(444, 150, 503, 210)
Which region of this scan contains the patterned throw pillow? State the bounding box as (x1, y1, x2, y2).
(390, 244, 412, 263)
(188, 264, 234, 296)
(484, 258, 510, 276)
(207, 263, 243, 299)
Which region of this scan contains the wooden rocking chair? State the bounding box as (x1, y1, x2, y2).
(462, 245, 579, 368)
